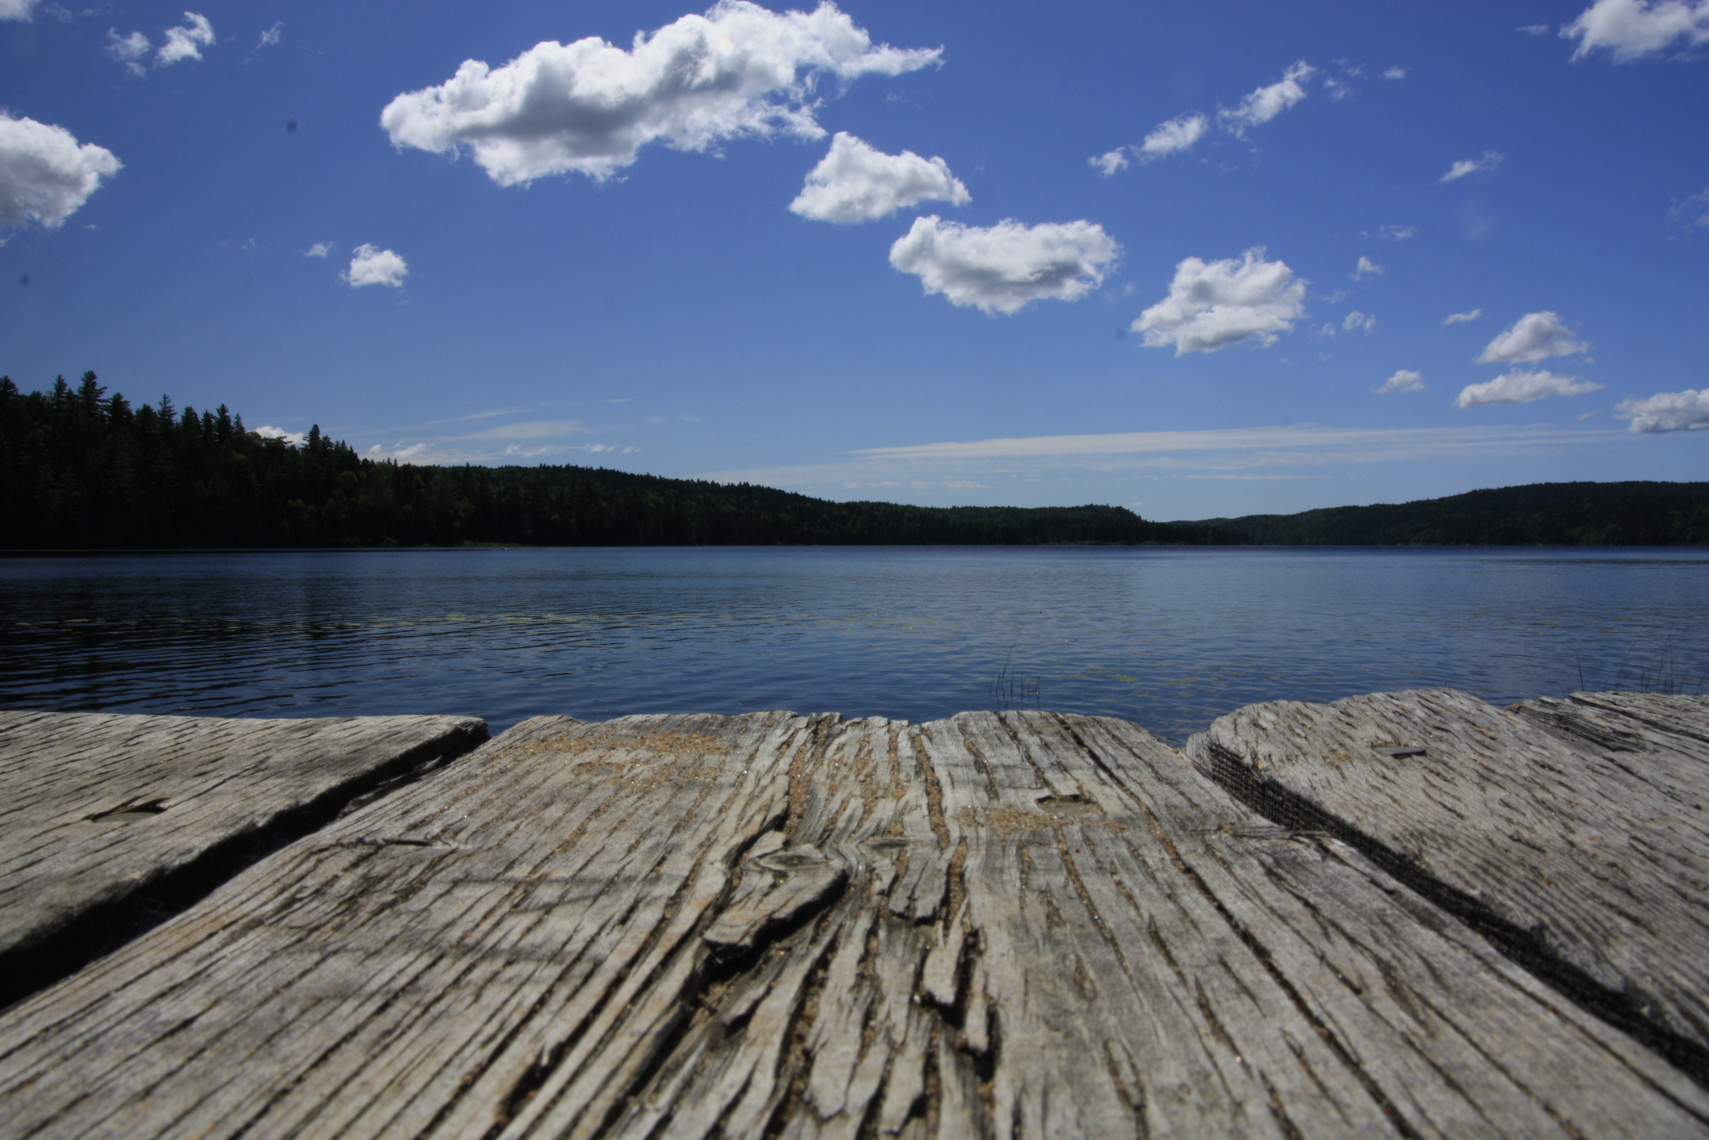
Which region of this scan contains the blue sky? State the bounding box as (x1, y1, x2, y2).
(2, 0, 1705, 519)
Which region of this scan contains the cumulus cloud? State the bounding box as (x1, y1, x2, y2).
(380, 1, 940, 186)
(1382, 65, 1407, 78)
(888, 216, 1120, 316)
(1352, 255, 1383, 279)
(344, 243, 408, 288)
(1088, 148, 1129, 177)
(1477, 311, 1588, 363)
(1219, 61, 1315, 136)
(1377, 370, 1425, 393)
(1133, 247, 1307, 355)
(105, 28, 150, 75)
(1440, 150, 1504, 182)
(1561, 0, 1709, 62)
(258, 21, 282, 48)
(0, 0, 39, 19)
(304, 241, 333, 258)
(107, 12, 214, 71)
(156, 11, 214, 66)
(252, 425, 305, 445)
(1343, 310, 1376, 333)
(1092, 65, 1333, 175)
(1456, 369, 1602, 407)
(789, 132, 967, 223)
(1443, 308, 1483, 324)
(1615, 388, 1709, 431)
(1138, 112, 1209, 161)
(0, 113, 121, 229)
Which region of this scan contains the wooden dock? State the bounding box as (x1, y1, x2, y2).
(0, 710, 488, 1008)
(0, 692, 1705, 1137)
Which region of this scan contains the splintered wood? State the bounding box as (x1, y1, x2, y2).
(0, 710, 487, 974)
(1187, 688, 1709, 1079)
(3, 709, 1706, 1139)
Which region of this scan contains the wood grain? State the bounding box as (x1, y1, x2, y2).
(1186, 688, 1709, 1081)
(2, 708, 1703, 1138)
(0, 709, 487, 1006)
(1511, 691, 1709, 761)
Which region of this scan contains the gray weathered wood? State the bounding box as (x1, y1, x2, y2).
(1186, 687, 1709, 1074)
(1511, 690, 1709, 760)
(0, 709, 487, 982)
(1, 708, 1703, 1138)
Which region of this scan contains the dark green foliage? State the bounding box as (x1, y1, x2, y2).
(0, 377, 1225, 549)
(1193, 482, 1709, 546)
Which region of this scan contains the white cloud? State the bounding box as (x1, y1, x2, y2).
(380, 1, 940, 186)
(1088, 147, 1129, 177)
(888, 216, 1120, 315)
(1615, 388, 1709, 431)
(1133, 247, 1307, 355)
(1352, 255, 1383, 279)
(708, 423, 1627, 497)
(105, 28, 150, 75)
(1561, 0, 1709, 62)
(1456, 369, 1602, 407)
(1382, 65, 1407, 78)
(0, 0, 39, 20)
(1219, 61, 1315, 136)
(1443, 308, 1483, 325)
(1519, 23, 1554, 35)
(252, 424, 305, 445)
(789, 132, 967, 223)
(1376, 369, 1425, 393)
(1343, 310, 1376, 333)
(1138, 112, 1209, 161)
(367, 441, 431, 461)
(344, 243, 408, 288)
(0, 113, 121, 229)
(1669, 187, 1709, 231)
(1366, 223, 1415, 240)
(156, 11, 214, 66)
(1477, 310, 1588, 363)
(258, 21, 282, 48)
(1440, 150, 1504, 182)
(1323, 76, 1353, 101)
(304, 241, 333, 258)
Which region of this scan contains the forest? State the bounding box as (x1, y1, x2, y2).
(5, 375, 1705, 549)
(1190, 481, 1709, 546)
(0, 375, 1223, 548)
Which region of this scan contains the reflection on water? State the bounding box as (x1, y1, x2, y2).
(3, 546, 1704, 743)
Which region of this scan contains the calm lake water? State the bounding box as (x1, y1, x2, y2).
(3, 546, 1704, 744)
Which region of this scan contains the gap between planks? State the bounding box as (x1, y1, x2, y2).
(0, 707, 1704, 1138)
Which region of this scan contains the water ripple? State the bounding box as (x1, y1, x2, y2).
(2, 546, 1704, 743)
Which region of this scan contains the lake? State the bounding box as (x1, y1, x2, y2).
(3, 546, 1704, 744)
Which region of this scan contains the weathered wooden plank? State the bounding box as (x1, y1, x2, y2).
(1, 708, 1704, 1138)
(1186, 687, 1709, 1080)
(0, 708, 487, 1007)
(1511, 690, 1709, 759)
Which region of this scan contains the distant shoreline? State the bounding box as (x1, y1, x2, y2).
(4, 380, 1704, 549)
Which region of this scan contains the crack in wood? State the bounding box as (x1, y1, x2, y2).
(3, 704, 1708, 1138)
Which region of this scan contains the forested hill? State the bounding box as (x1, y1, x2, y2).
(0, 375, 1225, 548)
(1188, 481, 1709, 546)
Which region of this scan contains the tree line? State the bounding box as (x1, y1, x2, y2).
(1189, 481, 1709, 546)
(0, 375, 1228, 548)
